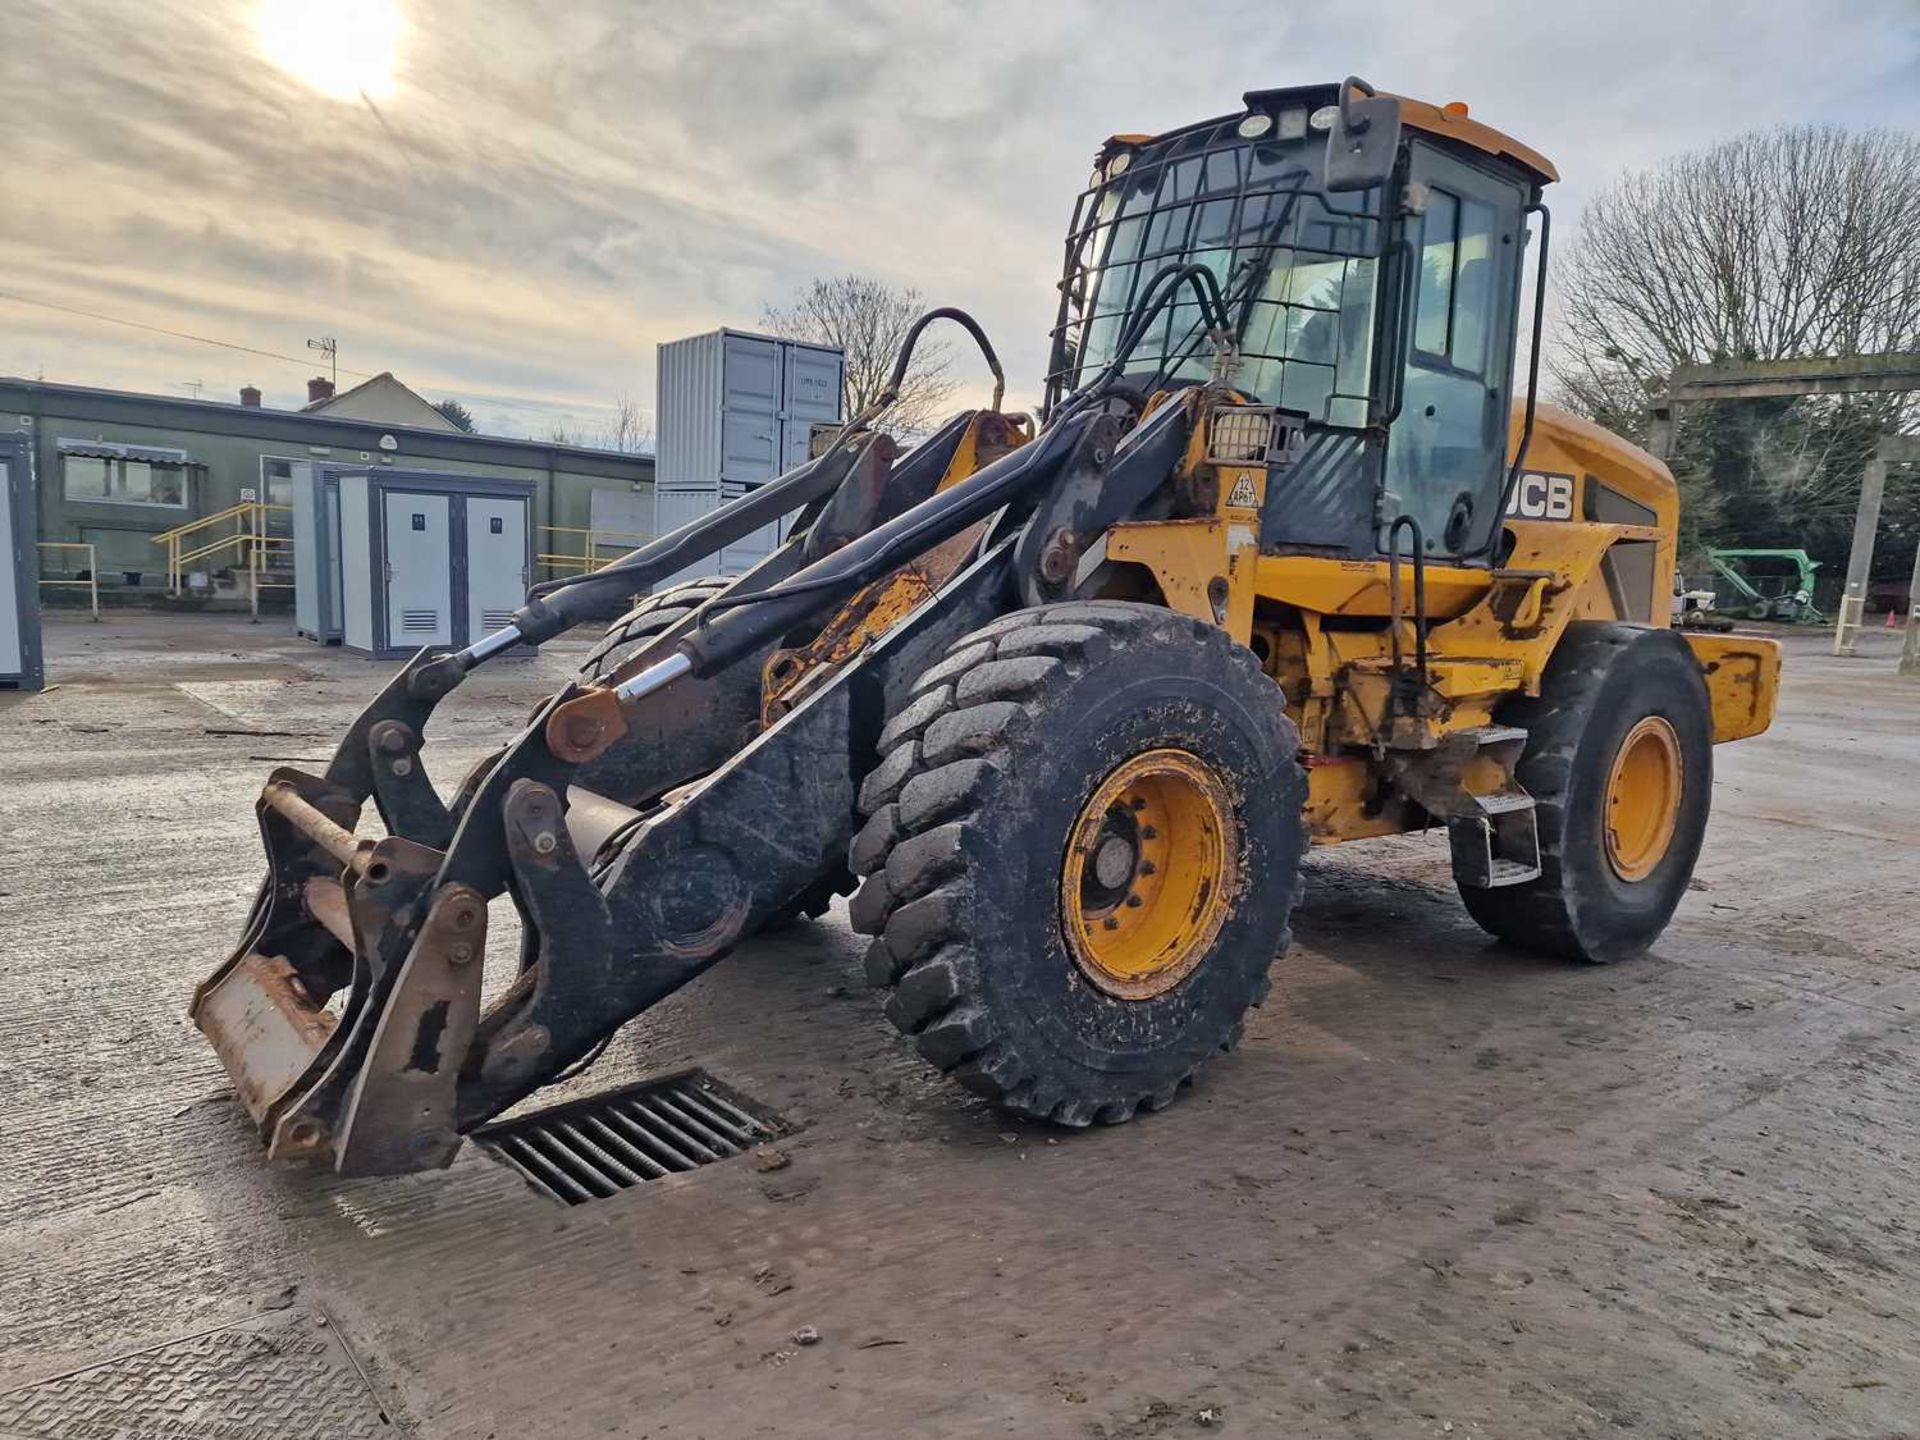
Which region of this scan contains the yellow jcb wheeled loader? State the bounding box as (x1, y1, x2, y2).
(191, 79, 1780, 1175)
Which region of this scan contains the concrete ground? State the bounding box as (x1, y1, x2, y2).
(1, 612, 1916, 1439)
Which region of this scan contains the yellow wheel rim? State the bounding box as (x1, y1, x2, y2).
(1603, 716, 1683, 882)
(1060, 748, 1239, 1000)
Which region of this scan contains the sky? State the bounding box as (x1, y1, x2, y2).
(3, 0, 1917, 440)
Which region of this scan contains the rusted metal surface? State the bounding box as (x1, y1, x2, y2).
(759, 520, 996, 725)
(755, 412, 1039, 726)
(192, 952, 338, 1127)
(262, 778, 366, 869)
(333, 884, 489, 1176)
(545, 686, 626, 764)
(302, 876, 355, 951)
(268, 834, 446, 1164)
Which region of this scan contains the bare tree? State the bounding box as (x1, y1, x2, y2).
(541, 395, 654, 454)
(1557, 126, 1920, 384)
(762, 275, 959, 436)
(600, 391, 654, 455)
(1552, 126, 1920, 564)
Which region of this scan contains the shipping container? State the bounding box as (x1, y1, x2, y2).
(654, 328, 843, 583)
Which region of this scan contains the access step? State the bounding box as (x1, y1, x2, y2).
(1448, 787, 1542, 888)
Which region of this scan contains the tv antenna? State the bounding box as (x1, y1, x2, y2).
(306, 336, 338, 385)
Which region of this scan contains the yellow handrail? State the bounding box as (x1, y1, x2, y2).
(151, 502, 291, 598)
(539, 525, 654, 579)
(38, 542, 100, 621)
(148, 500, 260, 547)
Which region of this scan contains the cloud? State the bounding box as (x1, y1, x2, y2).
(3, 0, 1916, 433)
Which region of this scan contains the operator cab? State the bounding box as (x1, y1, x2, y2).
(1045, 80, 1557, 564)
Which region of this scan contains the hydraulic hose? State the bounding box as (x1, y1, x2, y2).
(883, 307, 1007, 413)
(1067, 263, 1233, 409)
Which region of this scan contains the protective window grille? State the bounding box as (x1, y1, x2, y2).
(400, 609, 438, 633)
(1049, 109, 1384, 426)
(475, 1070, 791, 1204)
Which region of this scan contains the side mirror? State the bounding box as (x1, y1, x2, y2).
(1324, 76, 1402, 193)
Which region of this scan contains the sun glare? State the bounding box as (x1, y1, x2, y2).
(254, 0, 404, 103)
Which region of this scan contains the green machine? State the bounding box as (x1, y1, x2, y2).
(1702, 548, 1823, 624)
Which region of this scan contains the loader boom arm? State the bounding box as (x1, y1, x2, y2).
(189, 352, 1171, 1173)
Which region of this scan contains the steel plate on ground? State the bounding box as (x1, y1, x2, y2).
(0, 1306, 398, 1439)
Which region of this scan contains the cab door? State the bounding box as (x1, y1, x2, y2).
(1382, 143, 1528, 559)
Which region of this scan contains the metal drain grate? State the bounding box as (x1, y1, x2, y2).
(474, 1069, 791, 1204)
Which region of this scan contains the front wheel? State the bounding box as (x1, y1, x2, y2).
(1457, 623, 1714, 962)
(848, 602, 1307, 1126)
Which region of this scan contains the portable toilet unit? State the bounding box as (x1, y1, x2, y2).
(335, 469, 536, 658)
(654, 328, 843, 583)
(0, 432, 42, 691)
(291, 460, 351, 644)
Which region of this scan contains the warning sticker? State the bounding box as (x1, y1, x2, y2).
(1226, 475, 1260, 509)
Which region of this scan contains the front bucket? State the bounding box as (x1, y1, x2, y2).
(191, 766, 473, 1174)
(193, 951, 337, 1130)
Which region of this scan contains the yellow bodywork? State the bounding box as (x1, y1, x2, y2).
(1097, 395, 1781, 843)
(785, 390, 1779, 853)
(760, 411, 1033, 725)
(1683, 632, 1782, 743)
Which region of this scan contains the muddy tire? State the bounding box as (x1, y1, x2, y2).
(1458, 623, 1713, 962)
(578, 577, 732, 683)
(848, 601, 1307, 1127)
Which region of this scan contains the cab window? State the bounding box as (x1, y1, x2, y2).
(1382, 149, 1525, 560)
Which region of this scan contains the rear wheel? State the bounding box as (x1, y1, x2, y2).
(579, 577, 732, 683)
(849, 601, 1307, 1126)
(1457, 623, 1713, 961)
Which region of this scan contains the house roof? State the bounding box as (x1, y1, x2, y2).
(302, 370, 459, 431)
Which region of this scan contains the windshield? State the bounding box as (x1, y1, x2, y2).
(1049, 119, 1384, 427)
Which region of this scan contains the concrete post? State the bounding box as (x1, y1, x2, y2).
(1833, 444, 1888, 658)
(1645, 396, 1675, 463)
(1901, 536, 1920, 678)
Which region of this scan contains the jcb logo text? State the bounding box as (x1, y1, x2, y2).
(1506, 471, 1575, 521)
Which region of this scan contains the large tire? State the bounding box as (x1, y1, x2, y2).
(579, 576, 733, 683)
(1458, 623, 1713, 962)
(848, 601, 1307, 1127)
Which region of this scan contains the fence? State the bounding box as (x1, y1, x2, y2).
(538, 526, 653, 581)
(37, 541, 99, 620)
